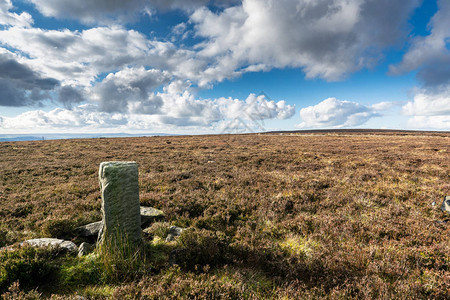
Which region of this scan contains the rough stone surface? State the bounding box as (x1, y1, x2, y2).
(74, 221, 103, 237)
(140, 206, 165, 226)
(441, 196, 450, 213)
(74, 206, 164, 238)
(165, 226, 185, 242)
(99, 161, 142, 245)
(165, 234, 176, 242)
(77, 242, 95, 257)
(21, 238, 77, 252)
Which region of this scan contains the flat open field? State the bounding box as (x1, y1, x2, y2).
(0, 131, 449, 298)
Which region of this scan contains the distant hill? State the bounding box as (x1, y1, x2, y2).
(0, 133, 176, 142)
(264, 128, 449, 136)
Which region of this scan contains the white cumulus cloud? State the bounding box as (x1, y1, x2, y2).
(403, 89, 450, 117)
(402, 88, 450, 130)
(298, 97, 378, 128)
(0, 26, 154, 85)
(154, 81, 295, 126)
(0, 104, 128, 131)
(91, 67, 170, 113)
(0, 84, 295, 132)
(27, 0, 241, 24)
(0, 25, 213, 87)
(389, 0, 450, 130)
(390, 0, 450, 89)
(370, 101, 395, 111)
(191, 0, 420, 82)
(0, 49, 59, 106)
(0, 0, 33, 28)
(3, 0, 437, 133)
(406, 116, 450, 130)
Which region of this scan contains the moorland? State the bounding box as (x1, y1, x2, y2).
(0, 130, 449, 299)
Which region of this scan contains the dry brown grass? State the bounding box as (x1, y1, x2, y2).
(0, 131, 449, 298)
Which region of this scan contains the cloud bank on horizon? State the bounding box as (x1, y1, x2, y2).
(0, 0, 449, 133)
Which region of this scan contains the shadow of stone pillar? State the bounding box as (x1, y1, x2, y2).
(98, 161, 142, 247)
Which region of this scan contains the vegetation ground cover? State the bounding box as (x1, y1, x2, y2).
(0, 131, 449, 298)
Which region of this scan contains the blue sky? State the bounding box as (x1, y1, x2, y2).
(0, 0, 449, 134)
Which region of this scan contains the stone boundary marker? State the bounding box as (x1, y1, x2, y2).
(99, 161, 142, 245)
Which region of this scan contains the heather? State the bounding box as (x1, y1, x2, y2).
(0, 131, 449, 299)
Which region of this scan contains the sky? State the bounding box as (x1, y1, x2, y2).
(0, 0, 449, 135)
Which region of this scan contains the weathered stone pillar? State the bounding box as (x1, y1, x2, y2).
(99, 161, 142, 245)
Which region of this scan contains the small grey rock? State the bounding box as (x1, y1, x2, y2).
(165, 234, 176, 242)
(74, 205, 164, 238)
(21, 238, 77, 252)
(169, 226, 184, 236)
(77, 242, 95, 257)
(165, 226, 185, 242)
(74, 221, 103, 237)
(435, 220, 449, 225)
(441, 196, 450, 213)
(140, 206, 165, 227)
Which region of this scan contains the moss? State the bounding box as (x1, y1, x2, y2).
(279, 234, 320, 260)
(59, 254, 102, 287)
